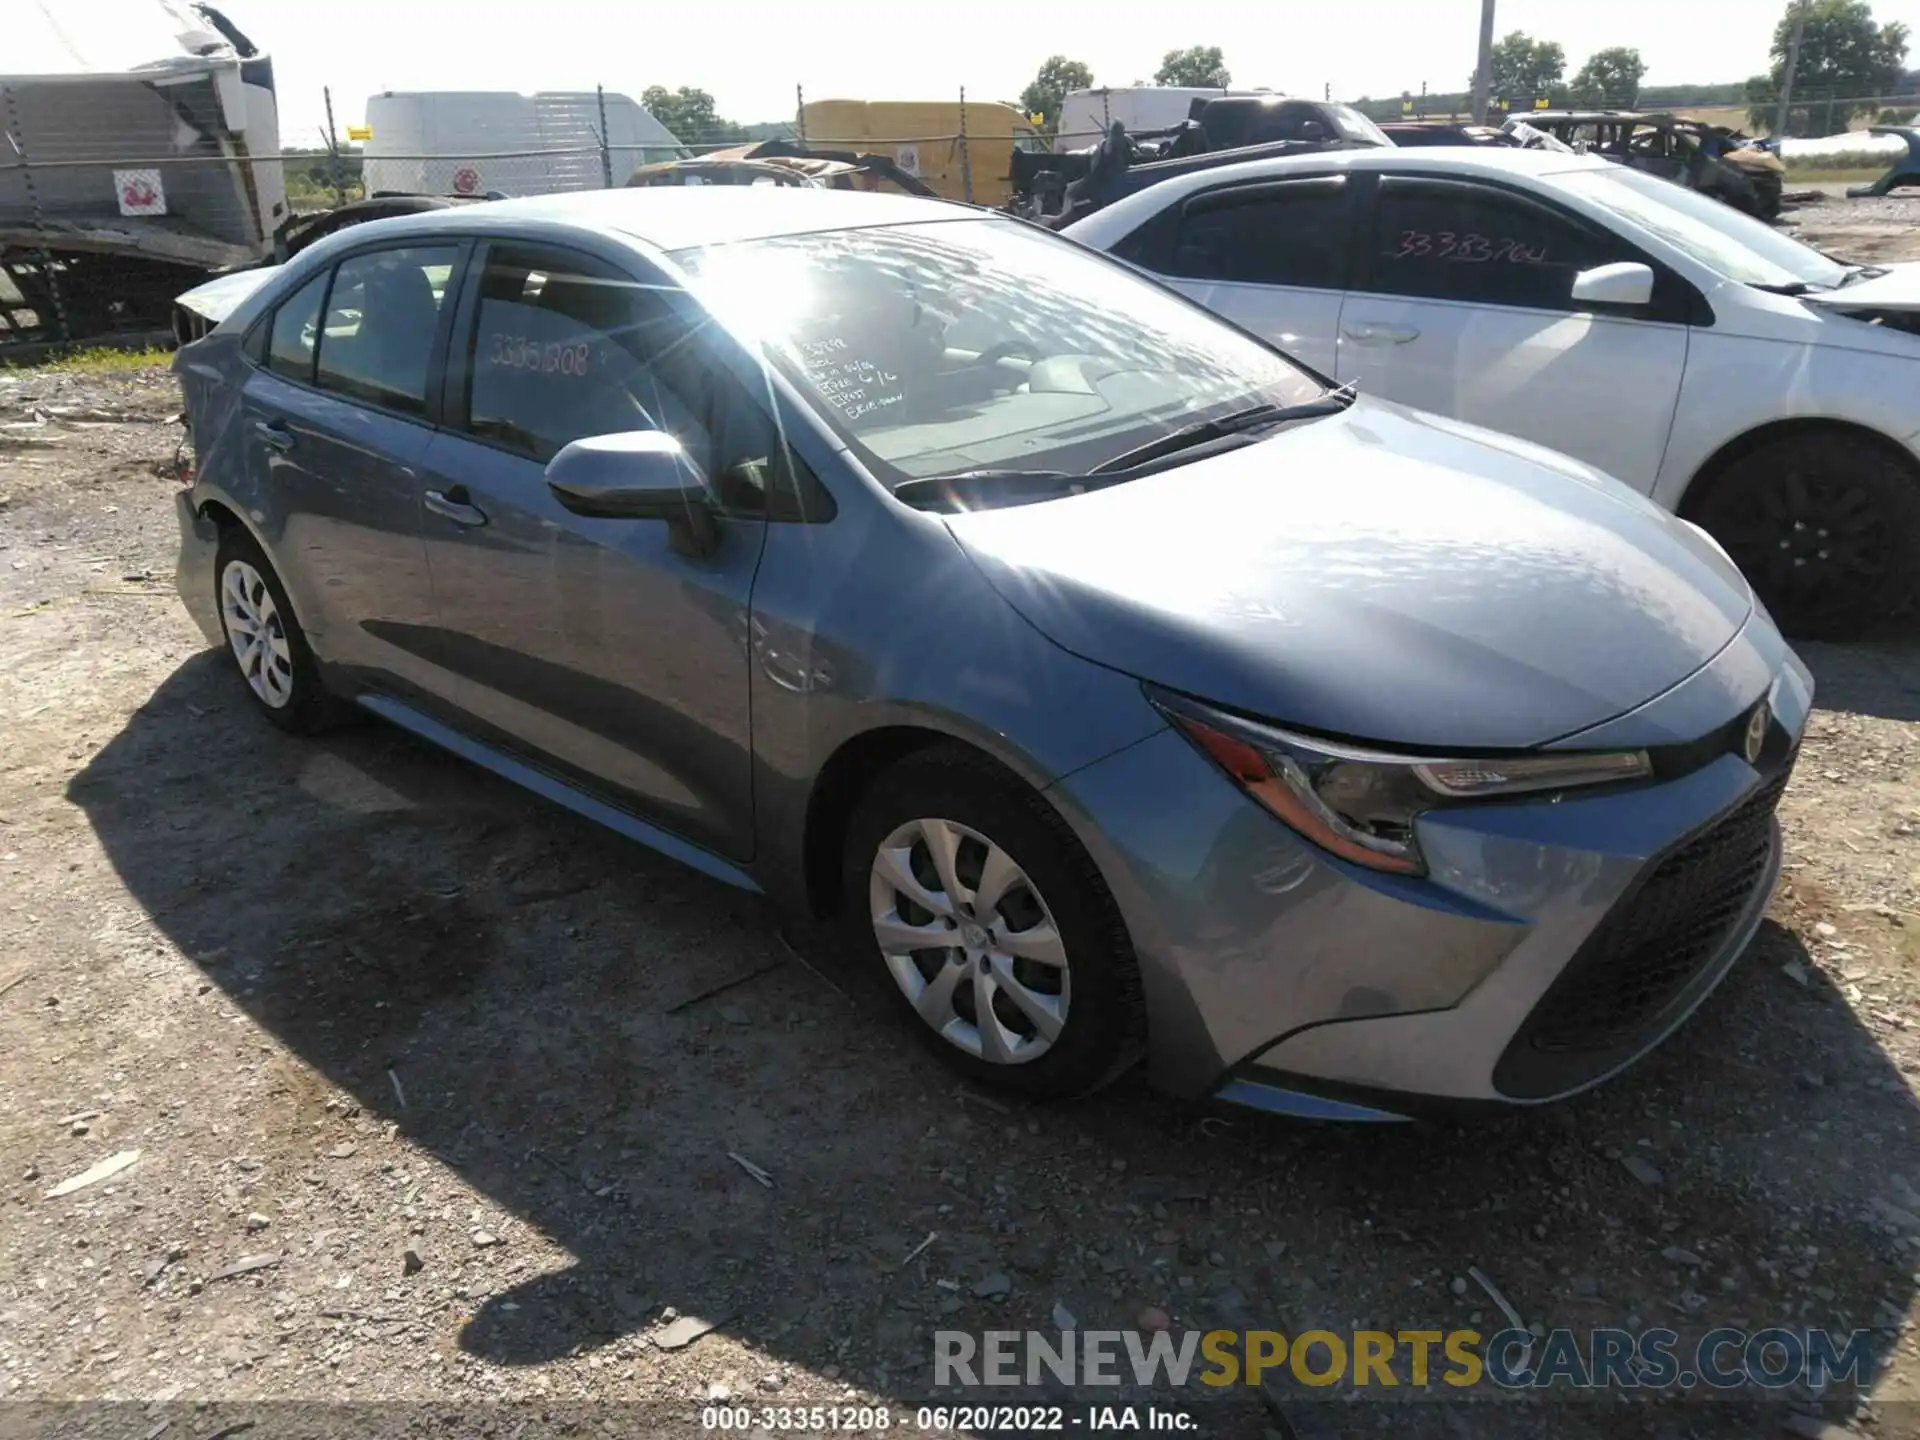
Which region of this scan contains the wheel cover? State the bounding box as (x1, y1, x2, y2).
(220, 559, 295, 709)
(1706, 465, 1885, 617)
(868, 817, 1070, 1065)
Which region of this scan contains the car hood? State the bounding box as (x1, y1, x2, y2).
(1801, 261, 1920, 312)
(944, 400, 1752, 750)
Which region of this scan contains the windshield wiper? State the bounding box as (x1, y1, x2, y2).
(1840, 264, 1889, 287)
(891, 468, 1083, 510)
(1087, 388, 1356, 476)
(1751, 280, 1815, 296)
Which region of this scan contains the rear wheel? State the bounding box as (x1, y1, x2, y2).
(840, 747, 1145, 1099)
(214, 528, 344, 733)
(1689, 432, 1920, 640)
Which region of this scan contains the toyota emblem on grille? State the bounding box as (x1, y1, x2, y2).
(1742, 700, 1771, 765)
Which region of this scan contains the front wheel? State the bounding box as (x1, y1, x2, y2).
(1688, 433, 1920, 641)
(840, 747, 1146, 1100)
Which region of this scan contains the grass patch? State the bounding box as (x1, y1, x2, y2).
(1785, 166, 1890, 184)
(8, 345, 172, 374)
(1784, 148, 1899, 172)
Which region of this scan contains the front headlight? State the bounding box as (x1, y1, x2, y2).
(1150, 689, 1651, 876)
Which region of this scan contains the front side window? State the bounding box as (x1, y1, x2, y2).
(1368, 180, 1620, 310)
(1165, 181, 1352, 289)
(265, 273, 327, 381)
(674, 218, 1322, 489)
(460, 243, 717, 465)
(313, 245, 458, 415)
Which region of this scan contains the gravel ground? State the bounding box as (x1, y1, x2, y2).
(1783, 192, 1920, 263)
(4, 217, 1920, 1438)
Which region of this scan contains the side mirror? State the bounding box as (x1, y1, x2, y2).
(1570, 261, 1655, 309)
(545, 431, 719, 556)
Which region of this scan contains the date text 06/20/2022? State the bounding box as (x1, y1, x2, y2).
(699, 1404, 1196, 1431)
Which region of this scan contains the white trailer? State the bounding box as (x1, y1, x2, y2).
(360, 91, 691, 199)
(1054, 86, 1269, 151)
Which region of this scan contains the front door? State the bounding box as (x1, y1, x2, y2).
(1335, 174, 1688, 492)
(414, 240, 766, 860)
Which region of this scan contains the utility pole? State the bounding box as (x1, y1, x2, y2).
(1775, 0, 1809, 139)
(1471, 0, 1497, 124)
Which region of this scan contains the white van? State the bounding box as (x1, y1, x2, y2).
(361, 91, 690, 198)
(1053, 86, 1268, 151)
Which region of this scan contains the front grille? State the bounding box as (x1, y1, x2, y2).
(1493, 765, 1790, 1100)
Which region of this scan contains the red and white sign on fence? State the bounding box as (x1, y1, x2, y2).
(113, 169, 167, 216)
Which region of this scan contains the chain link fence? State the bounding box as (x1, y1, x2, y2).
(1372, 86, 1920, 127)
(8, 71, 1920, 348)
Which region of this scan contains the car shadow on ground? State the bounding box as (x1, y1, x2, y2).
(1797, 636, 1920, 723)
(67, 651, 1920, 1436)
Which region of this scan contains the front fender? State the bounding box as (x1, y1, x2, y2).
(745, 511, 1168, 916)
(1657, 328, 1920, 512)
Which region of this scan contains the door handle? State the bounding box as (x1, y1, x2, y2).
(1343, 323, 1422, 346)
(253, 419, 294, 451)
(424, 487, 488, 528)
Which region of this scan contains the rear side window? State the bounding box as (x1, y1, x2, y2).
(1164, 180, 1352, 289)
(1367, 180, 1619, 311)
(265, 274, 326, 381)
(313, 245, 459, 415)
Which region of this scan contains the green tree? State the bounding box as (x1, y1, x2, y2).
(641, 85, 747, 148)
(1154, 46, 1231, 88)
(1568, 46, 1647, 108)
(1745, 0, 1910, 134)
(1020, 55, 1096, 129)
(1479, 31, 1566, 107)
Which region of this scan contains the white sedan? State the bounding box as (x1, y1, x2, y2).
(1066, 147, 1920, 639)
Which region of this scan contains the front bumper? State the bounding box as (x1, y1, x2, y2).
(1046, 624, 1813, 1110)
(174, 488, 224, 648)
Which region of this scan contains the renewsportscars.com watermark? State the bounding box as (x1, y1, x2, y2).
(934, 1326, 1877, 1392)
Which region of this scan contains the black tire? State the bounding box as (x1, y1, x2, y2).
(839, 746, 1146, 1100)
(1688, 432, 1920, 641)
(213, 527, 345, 734)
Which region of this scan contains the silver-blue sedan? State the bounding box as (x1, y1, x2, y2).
(170, 187, 1810, 1120)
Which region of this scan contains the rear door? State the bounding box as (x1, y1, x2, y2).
(1337, 174, 1689, 490)
(238, 240, 466, 703)
(412, 239, 770, 859)
(1119, 174, 1354, 376)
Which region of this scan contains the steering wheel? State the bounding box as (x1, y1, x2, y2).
(972, 340, 1039, 369)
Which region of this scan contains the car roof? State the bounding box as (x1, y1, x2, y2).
(1063, 146, 1615, 245)
(321, 185, 985, 255)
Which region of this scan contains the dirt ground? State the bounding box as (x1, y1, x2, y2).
(4, 198, 1920, 1440)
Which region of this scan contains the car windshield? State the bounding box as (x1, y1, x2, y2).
(1327, 104, 1392, 146)
(672, 218, 1323, 489)
(1554, 165, 1848, 291)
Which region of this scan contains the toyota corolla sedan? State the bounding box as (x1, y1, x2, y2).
(171, 187, 1810, 1120)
